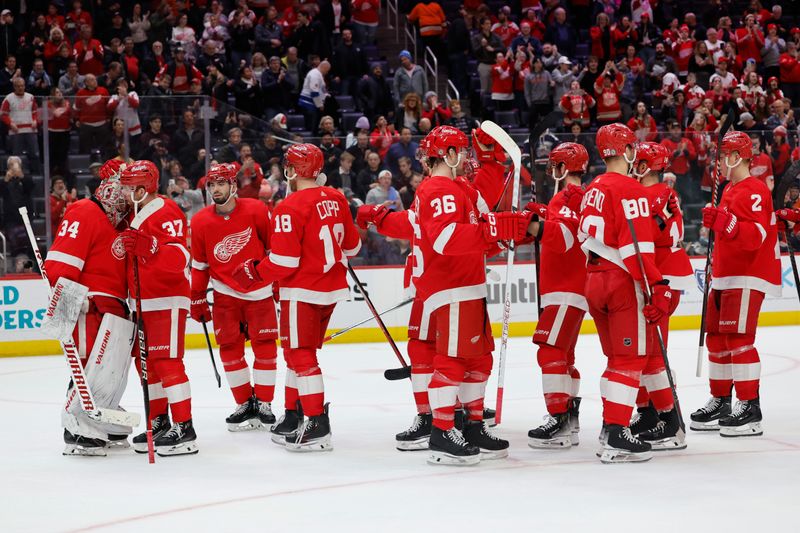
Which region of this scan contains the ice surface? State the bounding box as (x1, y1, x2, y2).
(2, 327, 799, 532)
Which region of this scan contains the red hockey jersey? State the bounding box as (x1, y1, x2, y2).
(711, 177, 781, 296)
(127, 198, 191, 311)
(578, 172, 662, 285)
(191, 198, 272, 301)
(642, 183, 693, 290)
(749, 153, 774, 190)
(413, 175, 490, 312)
(255, 186, 361, 304)
(44, 198, 127, 300)
(539, 189, 587, 310)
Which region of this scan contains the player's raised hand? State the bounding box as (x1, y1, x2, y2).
(232, 258, 263, 289)
(562, 183, 585, 213)
(524, 201, 548, 220)
(356, 204, 390, 230)
(651, 188, 679, 221)
(120, 229, 158, 259)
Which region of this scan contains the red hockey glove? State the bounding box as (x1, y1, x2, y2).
(232, 258, 262, 289)
(651, 188, 679, 223)
(562, 184, 585, 213)
(481, 211, 529, 242)
(702, 206, 738, 238)
(356, 204, 390, 230)
(190, 292, 212, 323)
(776, 208, 800, 223)
(524, 202, 549, 220)
(472, 127, 506, 163)
(642, 283, 673, 324)
(120, 228, 158, 260)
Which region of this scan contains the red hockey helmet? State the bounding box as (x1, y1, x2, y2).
(120, 160, 159, 193)
(284, 143, 324, 179)
(634, 142, 670, 176)
(596, 123, 637, 161)
(98, 158, 126, 181)
(94, 177, 128, 226)
(422, 125, 469, 159)
(206, 162, 238, 184)
(720, 131, 753, 160)
(550, 142, 589, 175)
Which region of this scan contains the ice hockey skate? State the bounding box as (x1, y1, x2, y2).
(528, 413, 572, 449)
(286, 404, 333, 452)
(630, 404, 660, 435)
(154, 419, 199, 456)
(256, 399, 276, 426)
(639, 408, 687, 450)
(270, 402, 303, 445)
(719, 399, 763, 437)
(690, 396, 731, 431)
(226, 397, 260, 432)
(599, 425, 653, 464)
(463, 420, 509, 459)
(105, 434, 130, 450)
(483, 407, 497, 427)
(134, 414, 171, 454)
(427, 426, 481, 466)
(395, 413, 432, 451)
(63, 429, 107, 457)
(568, 397, 581, 445)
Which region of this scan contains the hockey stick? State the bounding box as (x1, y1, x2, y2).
(784, 233, 800, 305)
(324, 297, 413, 343)
(346, 264, 411, 381)
(696, 107, 736, 377)
(201, 321, 222, 388)
(129, 196, 165, 464)
(18, 207, 141, 429)
(480, 120, 522, 425)
(624, 209, 686, 434)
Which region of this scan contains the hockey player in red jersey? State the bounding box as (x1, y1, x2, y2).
(45, 160, 131, 455)
(578, 123, 673, 463)
(119, 160, 198, 456)
(190, 163, 278, 431)
(690, 131, 781, 437)
(629, 142, 692, 450)
(411, 125, 532, 465)
(232, 144, 362, 452)
(355, 128, 507, 451)
(525, 142, 588, 449)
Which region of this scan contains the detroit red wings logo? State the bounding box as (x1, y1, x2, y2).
(111, 235, 126, 260)
(214, 227, 252, 263)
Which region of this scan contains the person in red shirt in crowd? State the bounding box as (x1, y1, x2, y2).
(49, 176, 78, 237)
(46, 87, 73, 175)
(560, 80, 595, 128)
(422, 91, 452, 128)
(590, 13, 612, 64)
(770, 126, 791, 178)
(47, 2, 66, 30)
(735, 14, 765, 64)
(491, 52, 514, 111)
(44, 27, 72, 65)
(156, 47, 203, 95)
(232, 144, 265, 199)
(748, 133, 774, 191)
(779, 41, 800, 106)
(765, 77, 784, 106)
(612, 16, 638, 58)
(491, 6, 520, 48)
(672, 25, 695, 79)
(121, 37, 140, 84)
(352, 0, 380, 45)
(74, 73, 109, 154)
(705, 77, 732, 113)
(511, 49, 531, 111)
(594, 61, 624, 124)
(687, 113, 713, 195)
(73, 24, 104, 76)
(683, 73, 706, 111)
(521, 7, 547, 41)
(661, 119, 698, 202)
(369, 115, 399, 159)
(65, 0, 92, 41)
(627, 101, 658, 142)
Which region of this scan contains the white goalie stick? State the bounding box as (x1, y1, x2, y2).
(479, 120, 521, 425)
(18, 207, 141, 429)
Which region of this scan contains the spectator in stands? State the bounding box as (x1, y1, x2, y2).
(74, 24, 104, 76)
(254, 131, 285, 168)
(393, 50, 428, 104)
(356, 150, 383, 200)
(202, 13, 231, 57)
(161, 47, 204, 96)
(218, 127, 244, 164)
(612, 16, 637, 59)
(636, 12, 660, 67)
(319, 0, 351, 48)
(351, 0, 380, 45)
(749, 133, 774, 191)
(627, 101, 658, 142)
(771, 126, 791, 178)
(366, 169, 403, 211)
(318, 115, 339, 139)
(490, 6, 520, 49)
(418, 117, 433, 135)
(327, 150, 357, 191)
(559, 80, 595, 128)
(282, 47, 307, 105)
(126, 3, 150, 58)
(260, 56, 290, 119)
(347, 131, 371, 174)
(229, 8, 256, 70)
(186, 148, 208, 186)
(369, 115, 398, 159)
(447, 6, 473, 98)
(761, 24, 785, 81)
(447, 99, 479, 133)
(620, 55, 647, 107)
(765, 99, 796, 136)
(766, 76, 784, 106)
(290, 9, 329, 63)
(172, 108, 204, 169)
(553, 56, 582, 104)
(1, 78, 41, 173)
(139, 114, 171, 154)
(332, 28, 368, 97)
(472, 17, 505, 94)
(255, 5, 283, 59)
(408, 1, 447, 62)
(540, 41, 562, 72)
(168, 173, 204, 220)
(394, 155, 422, 190)
(647, 42, 676, 88)
(753, 94, 771, 123)
(689, 40, 715, 78)
(233, 145, 265, 199)
(44, 27, 71, 73)
(357, 63, 394, 123)
(298, 59, 331, 131)
(140, 41, 167, 82)
(0, 10, 20, 62)
(233, 66, 261, 117)
(511, 20, 543, 58)
(545, 8, 577, 59)
(0, 156, 34, 255)
(107, 78, 141, 149)
(399, 165, 423, 209)
(422, 91, 452, 128)
(172, 14, 198, 62)
(148, 140, 176, 191)
(396, 92, 422, 134)
(779, 42, 800, 105)
(0, 56, 19, 96)
(320, 132, 343, 174)
(661, 119, 698, 202)
(590, 13, 613, 64)
(525, 57, 554, 128)
(709, 56, 737, 89)
(735, 14, 765, 64)
(50, 176, 77, 237)
(46, 87, 72, 176)
(385, 127, 420, 176)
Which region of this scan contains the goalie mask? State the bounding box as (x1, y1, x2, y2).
(94, 177, 129, 227)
